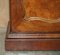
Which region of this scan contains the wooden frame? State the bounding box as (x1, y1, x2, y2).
(5, 0, 60, 51)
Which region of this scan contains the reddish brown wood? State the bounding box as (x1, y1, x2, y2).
(9, 0, 60, 38)
(8, 33, 60, 39)
(10, 0, 24, 32)
(10, 0, 60, 33)
(5, 0, 60, 51)
(5, 38, 60, 51)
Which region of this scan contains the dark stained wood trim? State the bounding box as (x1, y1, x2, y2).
(5, 23, 60, 51)
(5, 38, 60, 51)
(7, 33, 60, 39)
(10, 0, 25, 32)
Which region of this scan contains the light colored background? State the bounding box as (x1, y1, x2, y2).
(0, 0, 60, 55)
(0, 0, 9, 55)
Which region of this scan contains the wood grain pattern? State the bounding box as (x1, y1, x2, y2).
(24, 0, 60, 19)
(10, 0, 60, 33)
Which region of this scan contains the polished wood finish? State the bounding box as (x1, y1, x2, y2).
(6, 39, 60, 51)
(5, 0, 60, 51)
(24, 0, 60, 19)
(10, 0, 60, 33)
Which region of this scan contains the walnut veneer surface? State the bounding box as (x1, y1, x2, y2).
(10, 0, 60, 33)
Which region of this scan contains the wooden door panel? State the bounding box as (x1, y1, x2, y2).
(10, 0, 60, 33)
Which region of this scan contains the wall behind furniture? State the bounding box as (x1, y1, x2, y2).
(0, 0, 9, 55)
(0, 0, 9, 29)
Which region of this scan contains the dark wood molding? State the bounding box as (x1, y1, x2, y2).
(7, 33, 60, 39)
(5, 0, 60, 51)
(6, 38, 60, 51)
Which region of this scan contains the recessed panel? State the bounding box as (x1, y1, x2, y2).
(10, 0, 60, 33)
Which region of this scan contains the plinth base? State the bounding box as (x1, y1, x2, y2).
(5, 24, 60, 51)
(5, 38, 60, 51)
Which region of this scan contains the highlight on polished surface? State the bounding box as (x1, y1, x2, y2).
(24, 17, 60, 23)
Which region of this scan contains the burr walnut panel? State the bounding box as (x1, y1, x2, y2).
(24, 0, 60, 19)
(10, 0, 60, 33)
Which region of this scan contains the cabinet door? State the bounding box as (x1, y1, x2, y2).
(10, 0, 60, 38)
